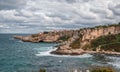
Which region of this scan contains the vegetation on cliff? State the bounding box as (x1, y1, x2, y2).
(91, 67, 115, 72)
(31, 34, 39, 38)
(70, 38, 81, 49)
(58, 36, 70, 41)
(14, 23, 120, 55)
(100, 42, 120, 52)
(90, 33, 120, 52)
(39, 69, 46, 72)
(38, 67, 115, 72)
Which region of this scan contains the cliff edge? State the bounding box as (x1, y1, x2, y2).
(14, 23, 120, 55)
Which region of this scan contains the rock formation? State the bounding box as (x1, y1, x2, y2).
(14, 23, 120, 55)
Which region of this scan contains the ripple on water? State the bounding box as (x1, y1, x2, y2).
(107, 56, 120, 69)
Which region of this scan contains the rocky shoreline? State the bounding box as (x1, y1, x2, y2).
(51, 46, 120, 55)
(14, 23, 120, 55)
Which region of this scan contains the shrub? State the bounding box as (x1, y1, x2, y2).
(91, 35, 117, 48)
(31, 34, 39, 37)
(39, 69, 46, 72)
(90, 33, 120, 51)
(82, 44, 91, 50)
(101, 42, 120, 52)
(58, 36, 70, 41)
(91, 67, 115, 72)
(70, 38, 81, 49)
(78, 33, 83, 39)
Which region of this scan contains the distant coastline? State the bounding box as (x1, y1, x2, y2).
(14, 23, 120, 55)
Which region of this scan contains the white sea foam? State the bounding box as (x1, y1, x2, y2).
(35, 47, 93, 58)
(52, 53, 93, 58)
(107, 56, 120, 69)
(35, 47, 57, 56)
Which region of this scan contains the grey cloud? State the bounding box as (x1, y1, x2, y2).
(90, 8, 107, 15)
(108, 3, 120, 15)
(57, 0, 91, 3)
(0, 0, 120, 33)
(112, 4, 120, 15)
(0, 0, 27, 10)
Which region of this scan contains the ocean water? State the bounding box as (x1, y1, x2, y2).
(0, 34, 120, 72)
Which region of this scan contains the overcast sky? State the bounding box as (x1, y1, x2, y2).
(0, 0, 120, 33)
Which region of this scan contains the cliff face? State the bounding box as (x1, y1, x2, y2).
(14, 30, 79, 43)
(81, 26, 120, 41)
(14, 23, 120, 55)
(52, 24, 120, 55)
(79, 25, 120, 49)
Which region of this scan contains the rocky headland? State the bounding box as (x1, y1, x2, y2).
(14, 23, 120, 55)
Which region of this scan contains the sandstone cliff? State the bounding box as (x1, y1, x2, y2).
(52, 24, 120, 55)
(14, 23, 120, 55)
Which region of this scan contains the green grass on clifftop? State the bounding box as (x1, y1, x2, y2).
(91, 33, 120, 52)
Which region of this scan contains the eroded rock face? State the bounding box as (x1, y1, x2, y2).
(14, 24, 120, 55)
(14, 30, 80, 43)
(81, 26, 120, 41)
(14, 32, 61, 43)
(52, 24, 120, 55)
(51, 48, 85, 55)
(14, 35, 41, 42)
(43, 35, 60, 42)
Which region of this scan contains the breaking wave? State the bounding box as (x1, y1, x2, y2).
(107, 56, 120, 69)
(35, 47, 93, 58)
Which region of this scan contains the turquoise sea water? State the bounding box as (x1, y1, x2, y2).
(0, 34, 120, 72)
